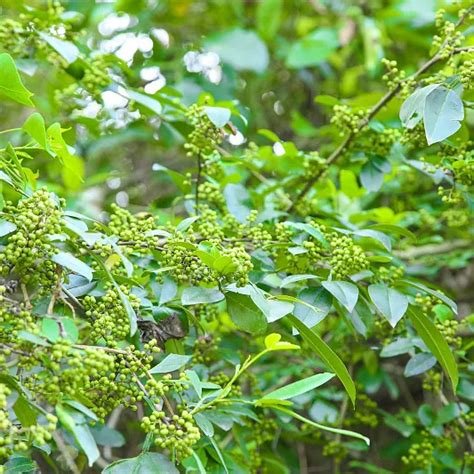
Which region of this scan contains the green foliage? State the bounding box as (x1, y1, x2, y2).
(0, 1, 473, 473)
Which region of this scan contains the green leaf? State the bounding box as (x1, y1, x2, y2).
(360, 161, 384, 192)
(288, 315, 356, 406)
(399, 279, 457, 314)
(0, 219, 16, 237)
(256, 0, 283, 40)
(226, 292, 267, 334)
(13, 395, 38, 427)
(91, 425, 125, 448)
(23, 113, 49, 150)
(47, 123, 84, 187)
(103, 452, 179, 474)
(404, 353, 436, 377)
(194, 412, 214, 436)
(52, 251, 94, 281)
(41, 318, 60, 342)
(321, 281, 359, 312)
(176, 216, 199, 232)
(354, 229, 391, 251)
(150, 354, 191, 374)
(127, 89, 163, 115)
(185, 370, 203, 398)
(367, 224, 415, 241)
(286, 28, 339, 69)
(38, 32, 80, 64)
(56, 404, 100, 467)
(4, 456, 37, 474)
(0, 53, 34, 106)
(274, 406, 369, 445)
(262, 373, 334, 400)
(204, 106, 231, 127)
(368, 284, 408, 327)
(64, 400, 98, 421)
(205, 29, 269, 73)
(340, 169, 364, 198)
(380, 338, 414, 358)
(264, 333, 300, 351)
(158, 277, 177, 305)
(400, 84, 439, 129)
(423, 86, 464, 145)
(293, 287, 332, 328)
(408, 307, 458, 391)
(181, 286, 224, 305)
(280, 274, 320, 288)
(284, 222, 328, 246)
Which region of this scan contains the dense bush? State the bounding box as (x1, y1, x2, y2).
(0, 1, 473, 473)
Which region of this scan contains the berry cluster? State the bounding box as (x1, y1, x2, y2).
(141, 407, 201, 459)
(0, 383, 57, 461)
(184, 104, 222, 158)
(83, 286, 140, 345)
(108, 204, 159, 252)
(435, 319, 461, 348)
(328, 234, 369, 280)
(344, 392, 378, 428)
(433, 9, 463, 59)
(322, 440, 348, 462)
(0, 189, 63, 286)
(401, 435, 434, 469)
(331, 105, 368, 136)
(193, 335, 221, 365)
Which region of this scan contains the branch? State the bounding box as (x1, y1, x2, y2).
(195, 153, 202, 213)
(52, 432, 81, 474)
(395, 239, 471, 260)
(287, 45, 474, 212)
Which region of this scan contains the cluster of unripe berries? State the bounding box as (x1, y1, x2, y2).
(0, 298, 35, 345)
(344, 392, 378, 428)
(184, 104, 223, 158)
(401, 435, 434, 468)
(108, 203, 159, 252)
(0, 189, 63, 285)
(141, 407, 201, 459)
(422, 370, 442, 393)
(435, 319, 461, 348)
(193, 335, 221, 365)
(331, 105, 368, 135)
(193, 303, 220, 322)
(0, 2, 70, 64)
(0, 383, 57, 461)
(328, 234, 369, 280)
(162, 233, 252, 287)
(433, 9, 463, 59)
(322, 440, 348, 462)
(376, 265, 405, 285)
(460, 56, 474, 90)
(83, 285, 140, 345)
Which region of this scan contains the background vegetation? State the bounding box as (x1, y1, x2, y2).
(0, 0, 473, 473)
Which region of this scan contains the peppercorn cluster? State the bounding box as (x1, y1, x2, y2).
(83, 285, 141, 345)
(0, 189, 63, 287)
(141, 407, 201, 459)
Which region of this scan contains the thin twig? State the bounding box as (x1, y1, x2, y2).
(287, 45, 474, 212)
(195, 154, 202, 213)
(47, 267, 62, 315)
(52, 432, 81, 474)
(20, 283, 32, 310)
